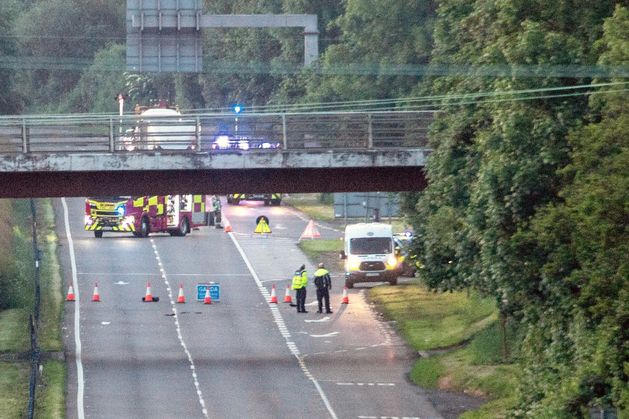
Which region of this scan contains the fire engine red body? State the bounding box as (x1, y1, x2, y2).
(85, 195, 208, 238)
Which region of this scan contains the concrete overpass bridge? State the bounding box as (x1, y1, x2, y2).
(0, 110, 433, 198)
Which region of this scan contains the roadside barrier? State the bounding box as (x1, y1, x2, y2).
(27, 199, 42, 419)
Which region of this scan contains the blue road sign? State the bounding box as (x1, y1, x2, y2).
(196, 282, 221, 302)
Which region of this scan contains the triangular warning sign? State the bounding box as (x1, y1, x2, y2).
(299, 220, 321, 240)
(254, 218, 272, 234)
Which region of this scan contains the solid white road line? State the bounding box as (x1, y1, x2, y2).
(61, 198, 85, 419)
(228, 232, 339, 419)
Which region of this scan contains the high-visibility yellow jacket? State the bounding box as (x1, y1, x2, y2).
(292, 270, 308, 290)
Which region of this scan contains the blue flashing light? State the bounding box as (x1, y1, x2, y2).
(231, 104, 243, 114)
(115, 205, 125, 216)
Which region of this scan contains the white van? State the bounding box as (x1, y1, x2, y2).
(340, 223, 400, 288)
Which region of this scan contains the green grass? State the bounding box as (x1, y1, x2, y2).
(0, 199, 65, 419)
(283, 193, 336, 221)
(0, 309, 29, 353)
(369, 282, 517, 418)
(37, 209, 63, 351)
(0, 362, 30, 419)
(369, 282, 497, 350)
(35, 360, 65, 418)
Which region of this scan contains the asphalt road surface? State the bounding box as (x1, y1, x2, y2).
(57, 197, 444, 419)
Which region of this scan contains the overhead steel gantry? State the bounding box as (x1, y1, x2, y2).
(127, 0, 319, 72)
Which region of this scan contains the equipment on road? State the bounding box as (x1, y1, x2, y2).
(66, 285, 76, 302)
(270, 284, 278, 304)
(341, 286, 349, 304)
(197, 283, 221, 302)
(91, 283, 101, 302)
(340, 223, 399, 288)
(254, 216, 272, 234)
(177, 284, 186, 304)
(85, 195, 209, 238)
(203, 288, 212, 305)
(142, 281, 156, 302)
(283, 285, 292, 303)
(299, 219, 321, 240)
(223, 216, 233, 233)
(227, 193, 282, 206)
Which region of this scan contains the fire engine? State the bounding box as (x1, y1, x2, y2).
(226, 193, 282, 206)
(85, 195, 208, 238)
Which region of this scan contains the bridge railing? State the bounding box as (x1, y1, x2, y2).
(0, 111, 434, 154)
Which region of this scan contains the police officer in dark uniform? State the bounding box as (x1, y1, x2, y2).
(314, 263, 332, 314)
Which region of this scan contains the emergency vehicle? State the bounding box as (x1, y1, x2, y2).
(226, 193, 282, 206)
(121, 101, 197, 151)
(85, 195, 208, 238)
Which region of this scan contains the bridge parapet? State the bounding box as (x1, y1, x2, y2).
(0, 111, 435, 154)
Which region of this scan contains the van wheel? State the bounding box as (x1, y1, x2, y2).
(389, 277, 398, 286)
(345, 279, 354, 289)
(94, 231, 103, 238)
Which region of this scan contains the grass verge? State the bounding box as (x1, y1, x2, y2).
(369, 282, 496, 350)
(370, 281, 517, 417)
(36, 360, 65, 418)
(283, 193, 335, 221)
(0, 199, 65, 418)
(0, 363, 30, 418)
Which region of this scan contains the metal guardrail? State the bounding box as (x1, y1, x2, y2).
(0, 111, 434, 154)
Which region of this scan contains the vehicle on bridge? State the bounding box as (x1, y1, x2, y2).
(340, 223, 400, 288)
(121, 102, 197, 151)
(85, 195, 208, 238)
(226, 193, 282, 206)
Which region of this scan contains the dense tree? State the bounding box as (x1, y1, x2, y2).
(301, 0, 437, 105)
(58, 44, 126, 113)
(14, 0, 124, 112)
(410, 1, 626, 415)
(0, 0, 23, 114)
(516, 6, 628, 415)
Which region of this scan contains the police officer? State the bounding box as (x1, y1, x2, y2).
(314, 263, 332, 314)
(292, 264, 308, 313)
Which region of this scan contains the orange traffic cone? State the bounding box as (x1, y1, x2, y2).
(283, 285, 292, 303)
(66, 285, 76, 302)
(341, 286, 349, 304)
(91, 282, 101, 302)
(176, 284, 186, 304)
(143, 281, 154, 302)
(299, 219, 321, 240)
(223, 217, 233, 233)
(203, 288, 212, 305)
(270, 284, 278, 304)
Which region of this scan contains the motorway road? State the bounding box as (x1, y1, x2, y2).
(56, 197, 443, 419)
